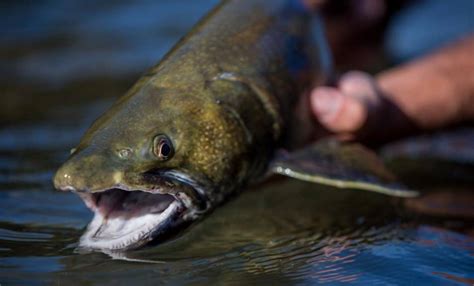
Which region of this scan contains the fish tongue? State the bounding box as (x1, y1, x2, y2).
(122, 192, 174, 216)
(149, 195, 174, 213)
(97, 190, 128, 219)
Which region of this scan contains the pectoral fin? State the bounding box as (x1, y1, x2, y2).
(270, 140, 418, 197)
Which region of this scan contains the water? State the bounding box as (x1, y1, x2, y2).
(1, 1, 474, 285)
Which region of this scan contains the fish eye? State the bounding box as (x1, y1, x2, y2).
(153, 135, 174, 161)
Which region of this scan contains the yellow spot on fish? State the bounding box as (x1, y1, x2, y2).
(113, 172, 123, 184)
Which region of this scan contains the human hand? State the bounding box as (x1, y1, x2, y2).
(309, 37, 474, 146)
(310, 71, 384, 142)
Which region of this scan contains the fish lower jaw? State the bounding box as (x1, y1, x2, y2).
(79, 200, 181, 251)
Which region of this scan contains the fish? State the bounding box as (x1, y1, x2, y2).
(53, 0, 417, 251)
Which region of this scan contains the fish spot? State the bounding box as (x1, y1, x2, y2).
(113, 172, 123, 183)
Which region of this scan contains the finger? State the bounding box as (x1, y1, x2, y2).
(339, 71, 379, 105)
(310, 86, 368, 133)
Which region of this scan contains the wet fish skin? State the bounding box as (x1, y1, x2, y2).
(52, 0, 346, 251)
(54, 0, 327, 203)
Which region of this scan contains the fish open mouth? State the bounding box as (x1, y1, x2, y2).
(55, 170, 211, 252)
(76, 189, 185, 251)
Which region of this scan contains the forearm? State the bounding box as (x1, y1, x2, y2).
(376, 35, 474, 132)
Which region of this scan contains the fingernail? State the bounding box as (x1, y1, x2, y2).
(311, 88, 343, 123)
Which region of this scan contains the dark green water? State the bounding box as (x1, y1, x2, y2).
(1, 1, 473, 285)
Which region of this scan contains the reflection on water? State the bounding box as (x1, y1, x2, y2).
(1, 1, 473, 285)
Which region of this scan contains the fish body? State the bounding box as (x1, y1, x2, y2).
(54, 0, 415, 251)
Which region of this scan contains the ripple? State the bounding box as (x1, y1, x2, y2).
(0, 228, 53, 242)
(0, 170, 53, 185)
(0, 124, 81, 151)
(0, 190, 90, 227)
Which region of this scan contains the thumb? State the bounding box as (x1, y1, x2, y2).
(310, 85, 368, 134)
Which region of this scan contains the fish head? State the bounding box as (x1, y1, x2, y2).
(53, 85, 251, 251)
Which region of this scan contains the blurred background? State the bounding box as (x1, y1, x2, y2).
(1, 0, 219, 125)
(1, 0, 473, 285)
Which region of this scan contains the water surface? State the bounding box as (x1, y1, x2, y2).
(1, 1, 473, 285)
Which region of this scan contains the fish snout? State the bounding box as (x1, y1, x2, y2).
(53, 164, 77, 191)
(53, 154, 124, 193)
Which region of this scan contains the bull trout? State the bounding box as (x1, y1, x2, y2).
(54, 0, 417, 251)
